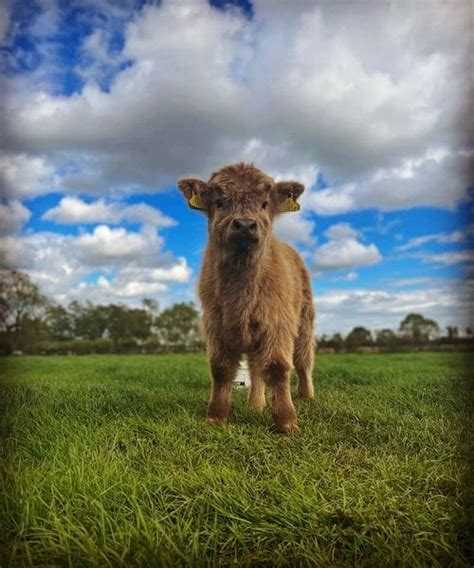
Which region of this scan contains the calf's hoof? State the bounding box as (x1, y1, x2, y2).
(248, 401, 266, 413)
(297, 385, 314, 399)
(275, 421, 299, 435)
(206, 417, 227, 426)
(297, 391, 314, 400)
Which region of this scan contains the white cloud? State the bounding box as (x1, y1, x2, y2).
(71, 276, 168, 302)
(60, 256, 192, 304)
(315, 282, 473, 335)
(0, 201, 31, 235)
(43, 196, 176, 227)
(30, 0, 60, 39)
(385, 277, 432, 288)
(0, 227, 192, 304)
(0, 232, 88, 292)
(325, 222, 358, 241)
(72, 256, 193, 302)
(313, 223, 382, 271)
(302, 184, 356, 216)
(43, 196, 112, 224)
(77, 26, 126, 86)
(74, 225, 162, 267)
(396, 224, 474, 252)
(1, 0, 470, 211)
(419, 250, 474, 267)
(0, 153, 58, 199)
(364, 213, 401, 237)
(304, 149, 472, 215)
(331, 271, 359, 282)
(120, 203, 176, 227)
(144, 259, 191, 283)
(314, 240, 382, 271)
(274, 211, 316, 246)
(0, 235, 31, 270)
(4, 1, 250, 193)
(95, 277, 167, 298)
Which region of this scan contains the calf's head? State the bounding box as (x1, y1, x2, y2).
(178, 163, 304, 254)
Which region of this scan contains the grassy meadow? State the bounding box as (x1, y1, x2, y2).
(1, 352, 472, 567)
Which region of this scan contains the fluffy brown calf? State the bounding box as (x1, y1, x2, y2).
(178, 163, 315, 433)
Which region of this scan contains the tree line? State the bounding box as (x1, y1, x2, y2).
(318, 315, 472, 352)
(1, 270, 471, 355)
(0, 271, 204, 355)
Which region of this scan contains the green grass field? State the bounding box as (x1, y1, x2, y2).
(1, 353, 472, 567)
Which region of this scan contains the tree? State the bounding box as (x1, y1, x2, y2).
(142, 298, 159, 315)
(155, 302, 203, 351)
(105, 304, 152, 347)
(18, 315, 49, 352)
(346, 326, 372, 346)
(399, 313, 439, 342)
(69, 301, 108, 340)
(318, 333, 330, 345)
(330, 332, 344, 347)
(0, 270, 49, 352)
(375, 328, 398, 346)
(446, 326, 459, 340)
(142, 298, 159, 335)
(67, 301, 153, 345)
(46, 305, 74, 340)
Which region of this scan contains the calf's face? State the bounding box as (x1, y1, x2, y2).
(178, 163, 304, 254)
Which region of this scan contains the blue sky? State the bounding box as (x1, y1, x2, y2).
(0, 0, 472, 335)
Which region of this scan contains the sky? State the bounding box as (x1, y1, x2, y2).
(0, 0, 473, 335)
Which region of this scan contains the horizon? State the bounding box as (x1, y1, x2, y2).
(0, 0, 473, 335)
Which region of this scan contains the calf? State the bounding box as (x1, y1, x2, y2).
(178, 163, 315, 433)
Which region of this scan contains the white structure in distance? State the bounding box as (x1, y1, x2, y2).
(233, 357, 250, 388)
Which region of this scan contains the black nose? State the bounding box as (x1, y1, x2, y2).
(232, 218, 257, 232)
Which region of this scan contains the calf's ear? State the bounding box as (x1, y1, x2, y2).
(274, 181, 305, 213)
(177, 178, 208, 211)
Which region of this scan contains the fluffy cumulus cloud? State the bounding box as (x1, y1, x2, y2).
(1, 0, 471, 208)
(43, 196, 176, 227)
(304, 149, 472, 215)
(0, 201, 31, 235)
(64, 256, 192, 303)
(0, 154, 59, 199)
(74, 225, 160, 266)
(274, 211, 316, 246)
(2, 1, 251, 195)
(313, 223, 382, 271)
(0, 226, 191, 304)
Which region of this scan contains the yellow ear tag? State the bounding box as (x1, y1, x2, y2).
(279, 196, 300, 212)
(189, 192, 205, 210)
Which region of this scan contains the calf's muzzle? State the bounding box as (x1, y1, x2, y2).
(232, 217, 257, 233)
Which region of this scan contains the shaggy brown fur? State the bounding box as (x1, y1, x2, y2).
(178, 163, 315, 433)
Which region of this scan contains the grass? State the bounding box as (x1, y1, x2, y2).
(0, 352, 472, 567)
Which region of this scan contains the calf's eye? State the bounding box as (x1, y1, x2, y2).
(215, 199, 224, 209)
(262, 201, 268, 210)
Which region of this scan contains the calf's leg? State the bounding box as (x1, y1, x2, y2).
(207, 356, 239, 425)
(294, 293, 315, 399)
(247, 356, 266, 412)
(262, 359, 298, 434)
(293, 329, 315, 399)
